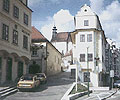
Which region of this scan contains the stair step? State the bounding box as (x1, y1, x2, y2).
(1, 89, 18, 97)
(0, 87, 16, 95)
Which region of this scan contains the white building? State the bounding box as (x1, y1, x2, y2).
(51, 26, 73, 55)
(51, 26, 73, 70)
(71, 4, 107, 87)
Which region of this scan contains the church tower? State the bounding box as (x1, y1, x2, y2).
(52, 25, 57, 41)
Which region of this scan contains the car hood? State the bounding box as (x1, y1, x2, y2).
(18, 81, 34, 84)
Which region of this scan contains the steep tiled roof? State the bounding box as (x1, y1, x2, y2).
(51, 32, 69, 42)
(32, 26, 47, 42)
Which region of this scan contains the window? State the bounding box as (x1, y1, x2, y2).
(3, 0, 10, 12)
(13, 30, 18, 45)
(87, 34, 92, 42)
(80, 35, 85, 42)
(2, 24, 9, 41)
(24, 13, 28, 25)
(80, 54, 85, 62)
(88, 53, 93, 61)
(23, 35, 28, 49)
(84, 72, 90, 82)
(13, 5, 19, 19)
(32, 50, 37, 56)
(84, 20, 89, 26)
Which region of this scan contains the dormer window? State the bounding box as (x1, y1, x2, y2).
(84, 20, 89, 26)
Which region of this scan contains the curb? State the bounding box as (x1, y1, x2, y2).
(101, 89, 117, 100)
(61, 82, 76, 100)
(61, 82, 92, 100)
(69, 90, 92, 100)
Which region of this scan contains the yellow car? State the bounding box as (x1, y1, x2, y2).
(36, 73, 47, 84)
(17, 74, 40, 90)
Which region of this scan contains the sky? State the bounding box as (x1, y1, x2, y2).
(28, 0, 120, 47)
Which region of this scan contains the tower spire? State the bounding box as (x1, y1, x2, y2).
(52, 23, 57, 39)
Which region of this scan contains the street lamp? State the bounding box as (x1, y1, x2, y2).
(87, 47, 90, 97)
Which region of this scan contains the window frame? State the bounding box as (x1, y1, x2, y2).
(80, 34, 85, 42)
(32, 50, 38, 56)
(84, 20, 89, 26)
(88, 53, 93, 61)
(2, 24, 9, 41)
(13, 29, 18, 45)
(80, 54, 85, 62)
(87, 34, 92, 42)
(13, 5, 19, 19)
(24, 13, 28, 25)
(3, 0, 10, 13)
(23, 35, 28, 50)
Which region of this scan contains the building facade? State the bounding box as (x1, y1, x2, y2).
(71, 4, 106, 87)
(0, 0, 32, 84)
(31, 27, 62, 76)
(51, 26, 73, 55)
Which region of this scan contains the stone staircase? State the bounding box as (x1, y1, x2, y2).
(0, 85, 18, 99)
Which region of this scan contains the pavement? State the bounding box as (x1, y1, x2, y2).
(107, 89, 120, 100)
(76, 89, 117, 100)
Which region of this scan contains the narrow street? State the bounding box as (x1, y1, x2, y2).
(3, 72, 74, 100)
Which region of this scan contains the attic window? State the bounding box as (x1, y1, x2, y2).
(84, 9, 87, 12)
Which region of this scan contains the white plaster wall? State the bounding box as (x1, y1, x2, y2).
(91, 72, 98, 87)
(68, 42, 73, 52)
(75, 31, 95, 70)
(76, 16, 97, 30)
(52, 42, 67, 54)
(75, 5, 97, 30)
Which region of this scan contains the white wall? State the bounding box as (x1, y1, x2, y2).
(52, 42, 67, 54)
(75, 31, 95, 70)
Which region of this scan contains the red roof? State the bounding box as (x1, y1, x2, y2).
(32, 26, 46, 40)
(51, 32, 69, 42)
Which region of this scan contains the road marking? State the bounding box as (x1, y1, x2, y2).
(96, 94, 101, 100)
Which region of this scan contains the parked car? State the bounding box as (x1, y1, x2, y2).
(114, 80, 120, 88)
(17, 74, 40, 91)
(36, 73, 47, 84)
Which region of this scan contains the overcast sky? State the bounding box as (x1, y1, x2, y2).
(28, 0, 120, 47)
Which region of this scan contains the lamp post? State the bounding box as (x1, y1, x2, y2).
(87, 47, 89, 97)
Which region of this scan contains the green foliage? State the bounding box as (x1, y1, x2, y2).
(70, 84, 87, 94)
(29, 64, 41, 74)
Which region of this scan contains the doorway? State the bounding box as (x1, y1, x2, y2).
(6, 58, 12, 81)
(18, 61, 23, 78)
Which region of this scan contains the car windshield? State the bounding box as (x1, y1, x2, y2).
(37, 74, 44, 77)
(21, 76, 33, 81)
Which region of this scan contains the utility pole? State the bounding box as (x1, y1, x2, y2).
(87, 47, 90, 97)
(76, 60, 78, 92)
